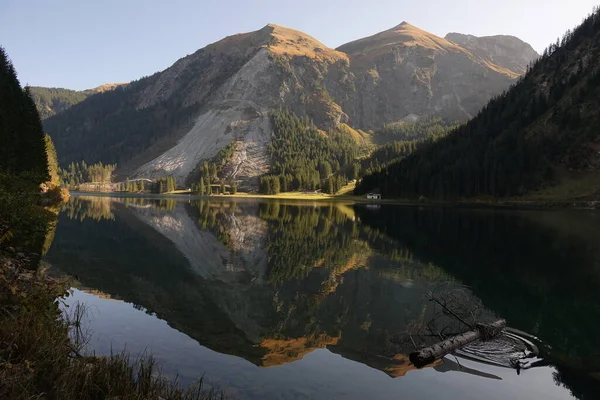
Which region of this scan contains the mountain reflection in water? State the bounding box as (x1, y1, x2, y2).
(44, 195, 600, 400)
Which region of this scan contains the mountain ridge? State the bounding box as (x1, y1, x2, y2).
(41, 21, 538, 188)
(29, 83, 127, 119)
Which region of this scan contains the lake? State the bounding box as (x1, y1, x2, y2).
(43, 195, 600, 399)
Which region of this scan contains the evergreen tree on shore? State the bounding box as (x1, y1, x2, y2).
(0, 46, 48, 184)
(44, 134, 60, 187)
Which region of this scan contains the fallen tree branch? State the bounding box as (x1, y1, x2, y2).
(409, 319, 506, 368)
(427, 291, 473, 329)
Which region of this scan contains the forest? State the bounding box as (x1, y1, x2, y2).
(358, 118, 460, 181)
(257, 110, 460, 195)
(29, 87, 91, 119)
(59, 161, 117, 189)
(374, 117, 460, 144)
(259, 109, 360, 194)
(356, 8, 600, 199)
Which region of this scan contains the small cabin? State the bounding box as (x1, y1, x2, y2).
(366, 193, 381, 200)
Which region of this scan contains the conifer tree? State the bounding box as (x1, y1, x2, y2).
(44, 134, 60, 187)
(0, 46, 49, 185)
(199, 177, 205, 195)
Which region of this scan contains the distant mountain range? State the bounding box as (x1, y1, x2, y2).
(40, 22, 538, 187)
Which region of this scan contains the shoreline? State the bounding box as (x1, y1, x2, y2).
(69, 191, 599, 210)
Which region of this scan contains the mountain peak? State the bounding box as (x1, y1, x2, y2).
(206, 23, 347, 62)
(391, 21, 412, 29)
(337, 21, 464, 60)
(262, 23, 348, 62)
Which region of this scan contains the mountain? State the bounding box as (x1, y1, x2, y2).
(356, 9, 600, 200)
(335, 22, 531, 127)
(43, 22, 537, 187)
(445, 33, 539, 75)
(29, 83, 127, 119)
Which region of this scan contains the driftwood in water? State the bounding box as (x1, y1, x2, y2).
(409, 319, 506, 368)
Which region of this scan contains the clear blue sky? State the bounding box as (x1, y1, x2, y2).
(1, 0, 597, 90)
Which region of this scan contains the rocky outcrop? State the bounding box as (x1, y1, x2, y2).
(135, 100, 271, 186)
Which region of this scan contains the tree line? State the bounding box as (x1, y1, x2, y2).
(58, 161, 116, 188)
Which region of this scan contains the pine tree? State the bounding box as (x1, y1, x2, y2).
(230, 179, 237, 194)
(0, 47, 48, 185)
(199, 177, 205, 195)
(44, 134, 60, 187)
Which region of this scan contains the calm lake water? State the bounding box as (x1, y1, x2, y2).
(44, 195, 600, 399)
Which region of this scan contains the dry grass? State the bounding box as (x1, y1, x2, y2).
(266, 24, 348, 63)
(89, 82, 128, 93)
(339, 22, 465, 58)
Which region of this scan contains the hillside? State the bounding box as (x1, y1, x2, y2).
(42, 22, 537, 189)
(29, 83, 127, 119)
(356, 9, 600, 200)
